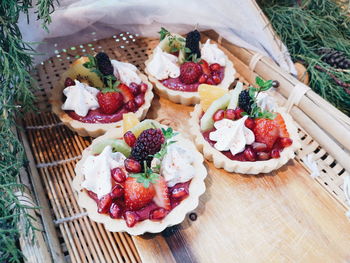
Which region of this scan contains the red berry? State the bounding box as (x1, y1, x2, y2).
(213, 109, 225, 122)
(124, 211, 139, 227)
(257, 152, 271, 161)
(179, 62, 203, 84)
(118, 83, 134, 103)
(206, 77, 215, 85)
(129, 82, 140, 96)
(123, 131, 136, 147)
(109, 202, 123, 219)
(111, 167, 127, 183)
(87, 190, 98, 202)
(139, 83, 148, 93)
(199, 59, 211, 75)
(124, 177, 155, 210)
(110, 184, 124, 199)
(253, 118, 279, 150)
(225, 109, 236, 120)
(252, 142, 268, 152)
(271, 148, 281, 159)
(134, 95, 145, 107)
(124, 158, 141, 173)
(234, 108, 244, 119)
(125, 100, 137, 112)
(212, 74, 222, 84)
(210, 63, 221, 72)
(97, 91, 123, 114)
(243, 147, 256, 162)
(244, 118, 255, 130)
(198, 74, 209, 84)
(153, 177, 171, 210)
(150, 208, 168, 220)
(97, 194, 112, 214)
(64, 77, 75, 87)
(171, 187, 189, 200)
(279, 137, 293, 148)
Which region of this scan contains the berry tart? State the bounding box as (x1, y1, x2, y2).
(145, 27, 236, 105)
(190, 78, 300, 174)
(50, 52, 154, 137)
(72, 114, 207, 235)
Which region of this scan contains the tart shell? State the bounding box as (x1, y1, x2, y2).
(50, 72, 154, 137)
(190, 105, 301, 174)
(72, 126, 207, 235)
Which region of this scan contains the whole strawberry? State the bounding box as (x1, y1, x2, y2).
(124, 177, 156, 211)
(179, 62, 203, 84)
(97, 91, 123, 114)
(253, 118, 279, 150)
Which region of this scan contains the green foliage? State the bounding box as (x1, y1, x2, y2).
(131, 162, 160, 188)
(0, 0, 56, 261)
(258, 0, 350, 116)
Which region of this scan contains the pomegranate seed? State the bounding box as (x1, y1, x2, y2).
(234, 108, 244, 119)
(243, 147, 256, 162)
(257, 152, 271, 161)
(279, 137, 293, 148)
(212, 74, 222, 84)
(139, 83, 148, 93)
(271, 148, 281, 159)
(123, 131, 136, 147)
(244, 118, 255, 130)
(150, 208, 168, 220)
(212, 109, 225, 122)
(171, 187, 189, 200)
(111, 167, 127, 183)
(206, 77, 215, 85)
(110, 184, 124, 199)
(198, 74, 209, 84)
(124, 158, 141, 173)
(64, 77, 75, 87)
(225, 109, 236, 120)
(124, 211, 139, 227)
(125, 100, 137, 112)
(252, 142, 268, 152)
(210, 63, 221, 71)
(134, 95, 145, 107)
(109, 202, 123, 219)
(97, 194, 112, 214)
(87, 191, 98, 202)
(129, 82, 140, 95)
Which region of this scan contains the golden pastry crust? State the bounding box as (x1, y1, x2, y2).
(72, 126, 207, 235)
(190, 105, 301, 174)
(50, 72, 154, 137)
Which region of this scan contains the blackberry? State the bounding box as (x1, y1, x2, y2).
(95, 52, 114, 76)
(317, 48, 350, 69)
(131, 128, 165, 167)
(186, 30, 201, 58)
(238, 90, 253, 113)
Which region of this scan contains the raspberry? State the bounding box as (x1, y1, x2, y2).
(179, 62, 203, 84)
(131, 128, 165, 166)
(238, 90, 253, 113)
(95, 52, 114, 76)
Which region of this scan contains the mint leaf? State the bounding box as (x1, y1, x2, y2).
(159, 27, 170, 40)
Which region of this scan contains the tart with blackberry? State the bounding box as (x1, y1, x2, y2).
(50, 52, 153, 137)
(190, 78, 300, 174)
(72, 114, 207, 235)
(145, 27, 235, 105)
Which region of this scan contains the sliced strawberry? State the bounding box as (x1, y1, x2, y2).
(118, 83, 134, 103)
(124, 177, 155, 211)
(97, 91, 123, 114)
(274, 113, 289, 138)
(253, 118, 279, 150)
(153, 177, 171, 210)
(200, 59, 211, 75)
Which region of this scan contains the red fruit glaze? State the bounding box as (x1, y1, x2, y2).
(243, 147, 257, 162)
(150, 208, 168, 220)
(110, 184, 124, 199)
(213, 109, 225, 122)
(198, 74, 209, 84)
(123, 131, 136, 147)
(125, 100, 137, 112)
(179, 62, 203, 84)
(134, 95, 145, 107)
(97, 92, 123, 114)
(109, 202, 123, 219)
(111, 167, 126, 183)
(129, 82, 140, 96)
(64, 77, 75, 87)
(271, 148, 281, 159)
(225, 109, 236, 120)
(244, 118, 255, 130)
(171, 187, 189, 200)
(234, 108, 244, 119)
(124, 211, 139, 227)
(140, 83, 148, 93)
(210, 63, 221, 72)
(124, 158, 141, 173)
(97, 194, 113, 214)
(279, 137, 293, 148)
(257, 152, 271, 160)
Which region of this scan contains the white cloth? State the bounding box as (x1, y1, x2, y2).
(19, 0, 295, 74)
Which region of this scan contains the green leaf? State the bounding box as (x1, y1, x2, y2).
(255, 76, 265, 87)
(184, 47, 192, 53)
(159, 27, 170, 40)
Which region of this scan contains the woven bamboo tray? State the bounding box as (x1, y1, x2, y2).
(19, 31, 350, 262)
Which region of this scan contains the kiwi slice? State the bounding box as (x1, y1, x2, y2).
(130, 120, 162, 138)
(200, 93, 232, 132)
(92, 139, 131, 157)
(159, 33, 186, 63)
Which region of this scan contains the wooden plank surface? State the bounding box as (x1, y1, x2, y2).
(132, 95, 350, 263)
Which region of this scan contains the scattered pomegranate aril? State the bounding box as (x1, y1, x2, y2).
(129, 82, 141, 96)
(97, 194, 113, 214)
(124, 158, 141, 173)
(212, 109, 225, 122)
(244, 117, 255, 130)
(206, 77, 215, 85)
(125, 100, 137, 112)
(279, 137, 293, 148)
(210, 63, 221, 72)
(111, 167, 127, 183)
(271, 148, 281, 159)
(124, 211, 139, 227)
(109, 202, 123, 219)
(243, 147, 256, 162)
(257, 152, 271, 161)
(150, 208, 168, 220)
(64, 77, 75, 87)
(134, 95, 145, 107)
(198, 74, 209, 84)
(252, 142, 268, 152)
(171, 187, 189, 200)
(110, 184, 124, 199)
(233, 108, 244, 119)
(212, 74, 222, 84)
(139, 83, 148, 93)
(225, 109, 236, 120)
(123, 131, 136, 147)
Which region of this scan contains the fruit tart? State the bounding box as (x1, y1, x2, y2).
(72, 114, 207, 235)
(145, 27, 236, 105)
(190, 77, 300, 174)
(50, 52, 154, 137)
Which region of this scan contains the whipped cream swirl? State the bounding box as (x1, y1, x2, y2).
(111, 60, 142, 86)
(62, 80, 100, 117)
(201, 39, 226, 66)
(147, 46, 180, 80)
(256, 92, 277, 112)
(209, 116, 255, 155)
